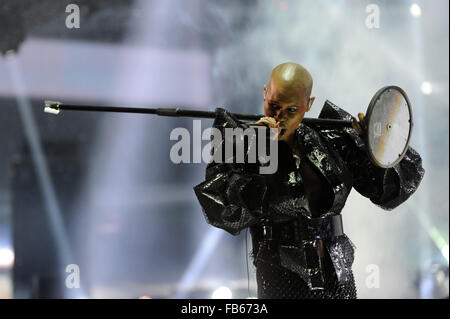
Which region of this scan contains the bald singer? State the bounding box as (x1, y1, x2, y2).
(194, 62, 424, 298)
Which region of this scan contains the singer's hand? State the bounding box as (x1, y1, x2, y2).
(256, 116, 280, 140)
(352, 112, 366, 136)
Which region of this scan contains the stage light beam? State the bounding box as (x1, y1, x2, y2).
(442, 245, 449, 263)
(212, 286, 232, 299)
(0, 248, 14, 268)
(420, 81, 432, 95)
(410, 4, 422, 17)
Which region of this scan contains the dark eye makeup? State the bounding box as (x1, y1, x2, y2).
(269, 103, 280, 109)
(268, 103, 299, 115)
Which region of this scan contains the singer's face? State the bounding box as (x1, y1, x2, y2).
(263, 79, 310, 141)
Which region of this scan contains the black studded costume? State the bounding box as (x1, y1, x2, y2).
(194, 101, 425, 299)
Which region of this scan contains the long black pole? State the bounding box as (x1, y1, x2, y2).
(44, 101, 353, 127)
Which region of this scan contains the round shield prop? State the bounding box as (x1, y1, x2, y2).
(365, 86, 413, 168)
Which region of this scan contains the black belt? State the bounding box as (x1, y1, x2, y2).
(263, 214, 344, 243)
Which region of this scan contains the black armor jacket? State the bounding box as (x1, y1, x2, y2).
(193, 101, 425, 298)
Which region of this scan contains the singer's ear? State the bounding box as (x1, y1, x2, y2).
(306, 97, 315, 112)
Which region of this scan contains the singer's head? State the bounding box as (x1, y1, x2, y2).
(263, 62, 315, 142)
